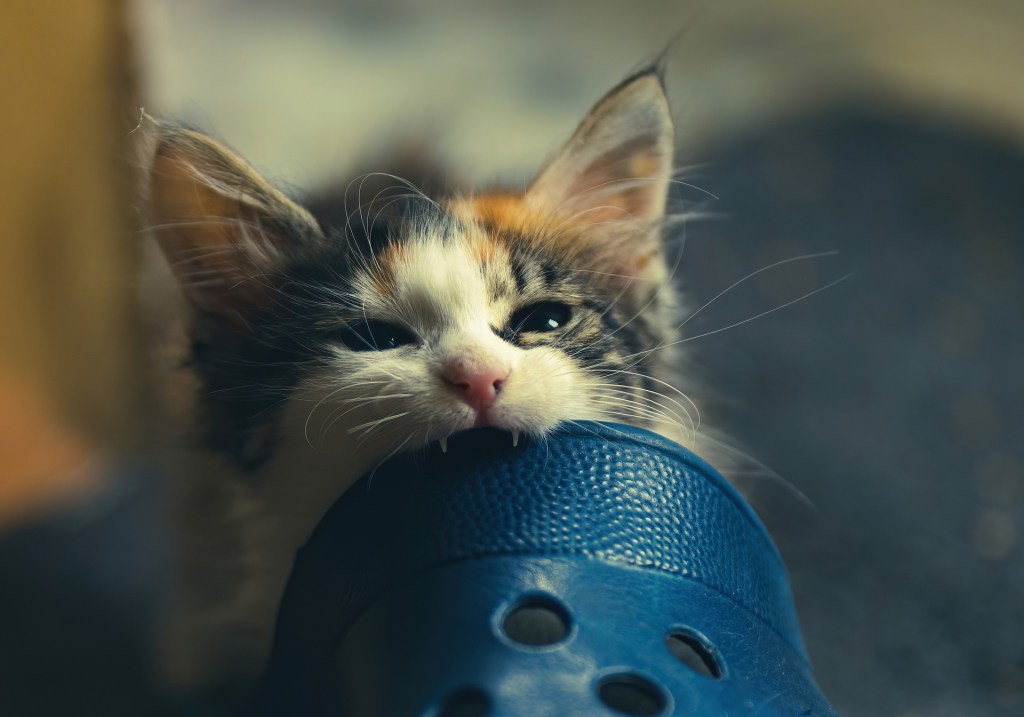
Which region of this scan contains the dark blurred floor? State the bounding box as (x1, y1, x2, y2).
(1, 107, 1021, 717)
(0, 468, 171, 717)
(681, 108, 1024, 716)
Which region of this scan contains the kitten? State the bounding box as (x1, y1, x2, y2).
(148, 68, 704, 697)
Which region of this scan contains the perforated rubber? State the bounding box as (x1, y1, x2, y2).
(257, 422, 836, 716)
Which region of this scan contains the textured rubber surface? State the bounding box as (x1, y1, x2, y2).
(258, 422, 836, 716)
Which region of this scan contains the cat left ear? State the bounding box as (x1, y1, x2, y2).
(525, 70, 674, 282)
(148, 128, 325, 319)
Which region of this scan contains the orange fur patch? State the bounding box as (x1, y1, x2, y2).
(372, 242, 408, 296)
(454, 194, 525, 228)
(450, 193, 569, 249)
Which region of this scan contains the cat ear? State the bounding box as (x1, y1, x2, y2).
(525, 70, 674, 283)
(148, 128, 324, 316)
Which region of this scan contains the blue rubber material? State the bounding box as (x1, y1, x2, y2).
(257, 422, 836, 716)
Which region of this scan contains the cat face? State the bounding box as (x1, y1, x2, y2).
(149, 70, 690, 473)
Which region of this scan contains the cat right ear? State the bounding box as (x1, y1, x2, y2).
(148, 128, 324, 318)
(522, 69, 674, 290)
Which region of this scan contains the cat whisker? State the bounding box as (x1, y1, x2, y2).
(590, 382, 695, 423)
(318, 393, 412, 441)
(304, 383, 357, 449)
(336, 392, 413, 403)
(695, 433, 819, 516)
(660, 209, 723, 228)
(591, 407, 687, 435)
(587, 398, 680, 428)
(568, 268, 652, 280)
(301, 378, 395, 446)
(583, 257, 848, 374)
(617, 272, 853, 364)
(587, 391, 689, 427)
(361, 171, 442, 213)
(590, 369, 701, 430)
(589, 387, 695, 436)
(677, 251, 840, 331)
(664, 177, 720, 201)
(294, 377, 393, 395)
(670, 163, 715, 179)
(367, 189, 437, 230)
(348, 411, 412, 435)
(353, 417, 415, 456)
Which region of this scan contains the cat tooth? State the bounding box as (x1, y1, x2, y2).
(512, 431, 520, 448)
(439, 436, 448, 454)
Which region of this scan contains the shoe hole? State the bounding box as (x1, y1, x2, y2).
(596, 673, 668, 716)
(665, 629, 724, 679)
(500, 593, 571, 647)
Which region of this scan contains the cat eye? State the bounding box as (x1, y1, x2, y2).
(509, 301, 573, 335)
(338, 319, 417, 352)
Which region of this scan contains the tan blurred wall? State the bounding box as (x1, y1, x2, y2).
(0, 2, 140, 526)
(135, 0, 1024, 186)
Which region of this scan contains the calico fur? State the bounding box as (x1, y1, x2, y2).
(148, 69, 708, 698)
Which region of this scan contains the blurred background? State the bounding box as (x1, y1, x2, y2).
(2, 0, 1022, 715)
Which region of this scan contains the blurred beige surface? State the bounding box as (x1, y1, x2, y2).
(134, 0, 1024, 186)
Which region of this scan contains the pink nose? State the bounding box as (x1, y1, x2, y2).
(442, 362, 509, 411)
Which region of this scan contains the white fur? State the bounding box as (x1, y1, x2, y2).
(162, 221, 611, 692)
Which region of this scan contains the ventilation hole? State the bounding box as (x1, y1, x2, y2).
(596, 673, 667, 716)
(665, 630, 724, 679)
(432, 687, 491, 717)
(500, 594, 571, 647)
